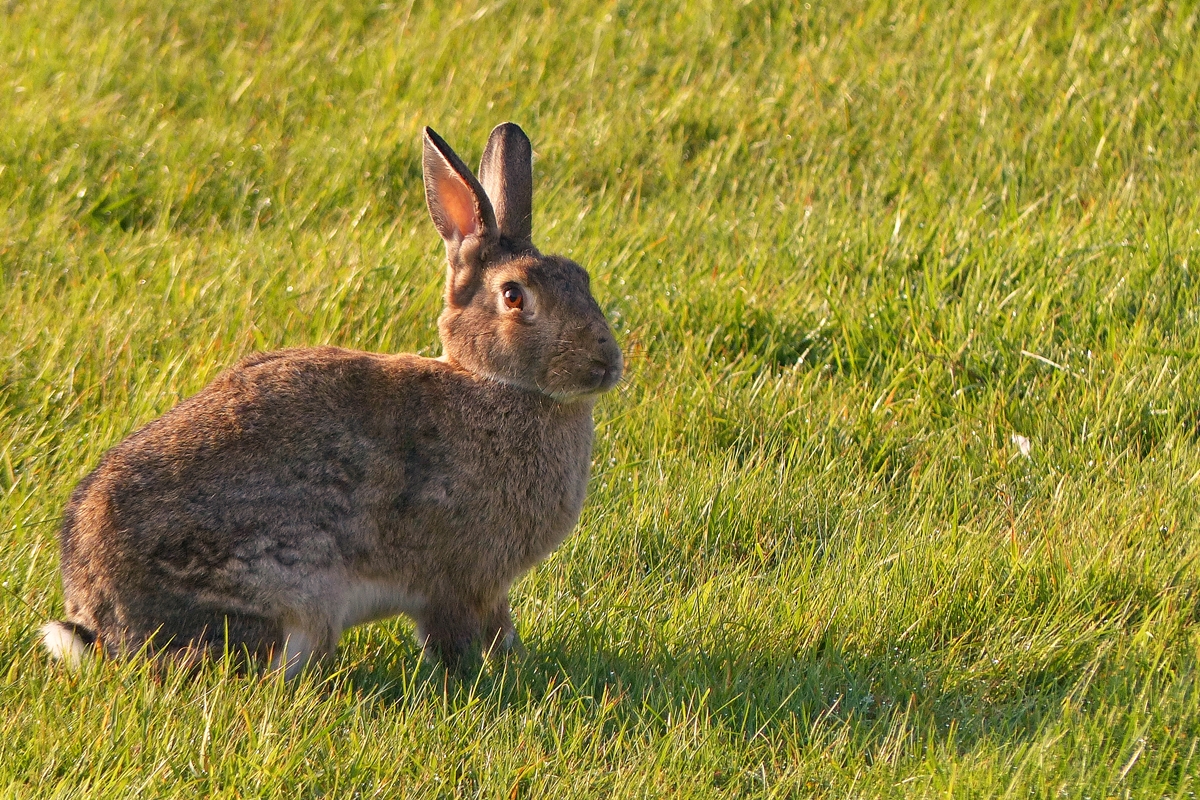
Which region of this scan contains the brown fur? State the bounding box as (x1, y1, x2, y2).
(44, 123, 622, 674)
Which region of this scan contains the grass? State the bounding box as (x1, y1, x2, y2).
(2, 0, 1200, 795)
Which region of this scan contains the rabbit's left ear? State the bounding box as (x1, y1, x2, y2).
(423, 126, 498, 245)
(478, 122, 533, 246)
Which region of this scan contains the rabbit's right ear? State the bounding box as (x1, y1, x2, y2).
(423, 127, 498, 245)
(478, 122, 534, 246)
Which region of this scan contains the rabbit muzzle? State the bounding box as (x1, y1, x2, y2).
(588, 362, 622, 393)
(576, 336, 623, 397)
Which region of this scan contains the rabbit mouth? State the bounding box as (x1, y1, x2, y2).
(536, 357, 622, 401)
(586, 361, 622, 393)
(558, 359, 622, 399)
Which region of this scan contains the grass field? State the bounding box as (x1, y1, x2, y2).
(3, 0, 1200, 796)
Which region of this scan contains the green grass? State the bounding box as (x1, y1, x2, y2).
(3, 0, 1200, 795)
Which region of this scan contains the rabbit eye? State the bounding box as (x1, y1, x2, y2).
(502, 284, 524, 310)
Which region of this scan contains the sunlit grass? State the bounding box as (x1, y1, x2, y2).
(2, 0, 1199, 796)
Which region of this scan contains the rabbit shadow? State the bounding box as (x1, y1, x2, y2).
(333, 627, 1071, 758)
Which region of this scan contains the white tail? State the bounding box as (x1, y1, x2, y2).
(40, 622, 91, 668)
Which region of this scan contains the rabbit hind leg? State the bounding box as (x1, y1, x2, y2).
(269, 625, 339, 679)
(146, 610, 288, 675)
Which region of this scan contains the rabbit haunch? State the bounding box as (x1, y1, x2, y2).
(42, 122, 623, 675)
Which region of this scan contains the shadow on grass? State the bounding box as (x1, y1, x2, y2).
(334, 630, 1080, 759)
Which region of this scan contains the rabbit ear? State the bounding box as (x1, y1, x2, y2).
(478, 122, 533, 245)
(423, 127, 498, 244)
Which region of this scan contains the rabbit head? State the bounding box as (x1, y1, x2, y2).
(423, 123, 623, 400)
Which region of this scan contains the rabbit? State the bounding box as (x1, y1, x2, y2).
(40, 122, 623, 676)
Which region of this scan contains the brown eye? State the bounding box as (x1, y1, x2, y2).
(502, 284, 524, 310)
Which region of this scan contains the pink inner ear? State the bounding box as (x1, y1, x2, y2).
(437, 172, 480, 239)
